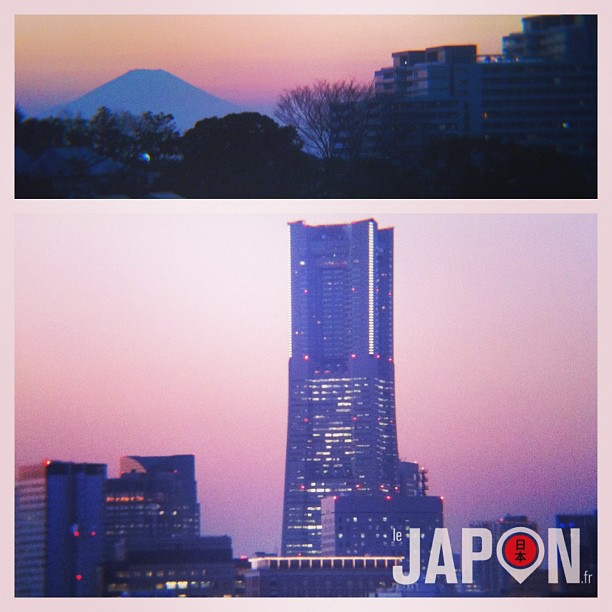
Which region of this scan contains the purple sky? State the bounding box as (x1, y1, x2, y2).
(15, 14, 523, 116)
(15, 212, 597, 556)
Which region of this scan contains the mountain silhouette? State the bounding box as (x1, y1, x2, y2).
(43, 69, 244, 132)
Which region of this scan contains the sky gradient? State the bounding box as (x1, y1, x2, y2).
(15, 213, 597, 557)
(15, 14, 524, 116)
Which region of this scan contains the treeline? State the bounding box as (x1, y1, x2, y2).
(16, 107, 179, 161)
(15, 106, 595, 199)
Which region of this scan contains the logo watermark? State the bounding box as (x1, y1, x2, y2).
(392, 527, 583, 585)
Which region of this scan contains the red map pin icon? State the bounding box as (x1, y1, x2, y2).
(496, 527, 545, 583)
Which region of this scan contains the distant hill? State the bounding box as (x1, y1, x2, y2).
(42, 69, 244, 133)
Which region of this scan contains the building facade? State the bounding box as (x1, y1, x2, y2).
(502, 15, 596, 63)
(15, 464, 47, 596)
(366, 15, 596, 161)
(103, 455, 201, 558)
(100, 536, 238, 597)
(281, 219, 399, 555)
(246, 555, 402, 597)
(15, 460, 107, 597)
(398, 460, 429, 497)
(320, 493, 443, 558)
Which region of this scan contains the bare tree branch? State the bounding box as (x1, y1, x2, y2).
(275, 79, 374, 159)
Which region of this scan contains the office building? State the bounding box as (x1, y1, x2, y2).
(104, 455, 200, 558)
(398, 460, 428, 497)
(245, 555, 402, 597)
(320, 493, 443, 558)
(281, 219, 399, 555)
(15, 460, 107, 597)
(100, 536, 238, 597)
(15, 464, 46, 596)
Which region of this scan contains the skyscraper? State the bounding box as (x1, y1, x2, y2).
(281, 219, 399, 555)
(15, 460, 107, 597)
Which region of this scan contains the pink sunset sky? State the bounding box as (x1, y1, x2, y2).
(15, 14, 524, 115)
(15, 212, 597, 557)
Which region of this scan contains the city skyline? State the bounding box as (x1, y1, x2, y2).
(15, 213, 596, 557)
(15, 14, 524, 116)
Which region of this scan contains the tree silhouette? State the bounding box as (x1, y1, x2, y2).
(173, 112, 314, 197)
(89, 107, 136, 162)
(133, 111, 179, 161)
(275, 79, 374, 159)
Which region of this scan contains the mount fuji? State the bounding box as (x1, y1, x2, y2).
(42, 69, 245, 133)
